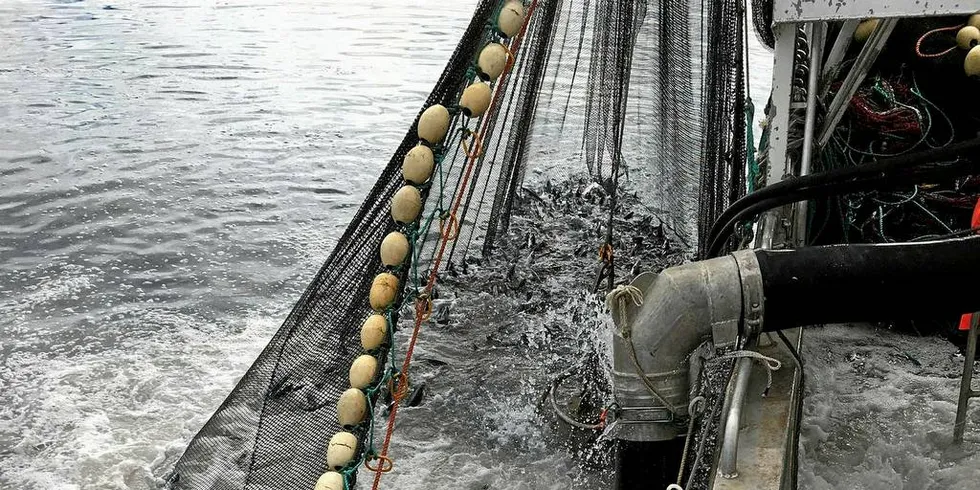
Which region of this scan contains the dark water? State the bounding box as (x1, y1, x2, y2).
(0, 1, 478, 487)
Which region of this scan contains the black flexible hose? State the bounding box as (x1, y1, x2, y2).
(704, 155, 980, 256)
(756, 236, 980, 328)
(703, 136, 980, 258)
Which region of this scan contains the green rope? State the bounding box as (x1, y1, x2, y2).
(339, 108, 474, 490)
(332, 2, 517, 485)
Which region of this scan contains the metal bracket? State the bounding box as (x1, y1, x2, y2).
(816, 18, 898, 148)
(764, 23, 801, 188)
(820, 19, 859, 96)
(733, 250, 765, 339)
(954, 312, 980, 443)
(795, 22, 825, 247)
(617, 406, 675, 424)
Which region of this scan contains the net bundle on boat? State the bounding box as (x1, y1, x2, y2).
(167, 1, 750, 488)
(808, 17, 980, 247)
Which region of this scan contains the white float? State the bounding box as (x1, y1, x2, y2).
(369, 272, 400, 311)
(314, 471, 344, 490)
(958, 26, 980, 50)
(360, 314, 388, 350)
(853, 19, 879, 42)
(350, 354, 379, 390)
(498, 1, 526, 38)
(966, 45, 980, 76)
(380, 231, 411, 267)
(460, 82, 492, 118)
(403, 145, 435, 184)
(478, 43, 509, 81)
(326, 431, 358, 470)
(391, 185, 422, 224)
(337, 388, 368, 427)
(418, 104, 450, 144)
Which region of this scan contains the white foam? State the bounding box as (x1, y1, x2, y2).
(799, 324, 980, 489)
(0, 307, 278, 489)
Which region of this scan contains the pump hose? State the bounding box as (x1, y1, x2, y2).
(757, 235, 980, 327)
(703, 135, 980, 258)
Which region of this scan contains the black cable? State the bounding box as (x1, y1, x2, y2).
(911, 224, 980, 242)
(708, 136, 980, 252)
(703, 135, 980, 257)
(775, 330, 803, 373)
(757, 236, 980, 327)
(705, 157, 980, 256)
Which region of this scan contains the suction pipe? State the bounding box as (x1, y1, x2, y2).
(609, 236, 980, 441)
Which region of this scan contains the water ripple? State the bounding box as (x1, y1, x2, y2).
(0, 1, 475, 486)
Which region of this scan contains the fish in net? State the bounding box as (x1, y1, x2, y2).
(165, 0, 750, 488)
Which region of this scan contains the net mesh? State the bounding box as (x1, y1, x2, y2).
(167, 1, 748, 488)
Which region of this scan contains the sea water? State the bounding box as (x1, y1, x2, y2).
(1, 1, 976, 489)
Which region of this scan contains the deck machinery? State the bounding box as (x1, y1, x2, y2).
(609, 2, 980, 489)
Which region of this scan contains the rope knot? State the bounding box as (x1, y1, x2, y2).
(598, 243, 614, 262)
(717, 350, 783, 395)
(606, 284, 644, 334)
(415, 293, 433, 322)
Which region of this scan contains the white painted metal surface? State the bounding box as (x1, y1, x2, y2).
(773, 0, 977, 23)
(763, 23, 799, 187)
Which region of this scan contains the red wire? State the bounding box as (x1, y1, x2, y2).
(915, 24, 963, 58)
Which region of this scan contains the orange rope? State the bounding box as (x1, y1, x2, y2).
(440, 214, 461, 241)
(364, 455, 394, 473)
(462, 132, 484, 159)
(370, 3, 540, 488)
(416, 294, 434, 322)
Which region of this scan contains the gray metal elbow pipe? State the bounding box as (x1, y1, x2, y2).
(609, 237, 980, 443)
(608, 251, 758, 441)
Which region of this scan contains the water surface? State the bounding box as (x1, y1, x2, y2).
(0, 1, 476, 487)
(3, 2, 974, 490)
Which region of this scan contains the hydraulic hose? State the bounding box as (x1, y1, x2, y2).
(609, 236, 980, 455)
(704, 135, 980, 258)
(756, 236, 980, 328)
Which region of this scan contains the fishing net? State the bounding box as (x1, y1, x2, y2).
(167, 0, 749, 488)
(167, 3, 503, 487)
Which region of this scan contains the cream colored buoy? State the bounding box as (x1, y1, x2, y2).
(498, 1, 526, 38)
(958, 26, 980, 50)
(337, 388, 368, 427)
(326, 431, 358, 470)
(361, 314, 388, 350)
(391, 185, 422, 224)
(966, 45, 980, 76)
(460, 82, 492, 118)
(418, 104, 450, 144)
(478, 43, 509, 81)
(402, 144, 435, 184)
(369, 272, 400, 311)
(969, 13, 980, 29)
(380, 231, 411, 267)
(350, 354, 379, 389)
(314, 471, 345, 490)
(854, 19, 879, 42)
